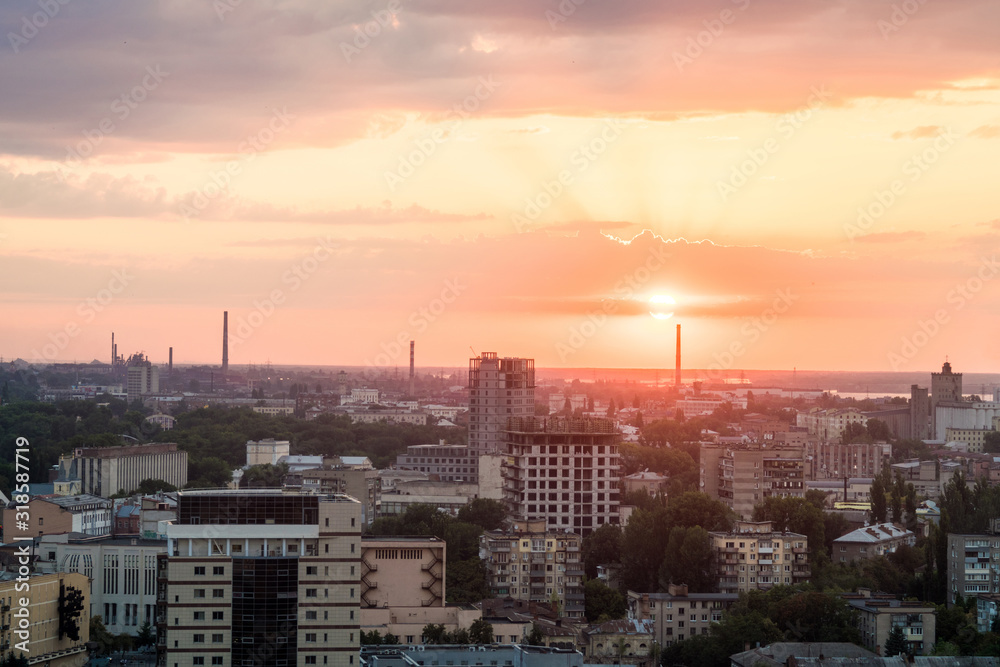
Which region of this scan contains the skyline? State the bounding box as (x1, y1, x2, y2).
(2, 1, 999, 371)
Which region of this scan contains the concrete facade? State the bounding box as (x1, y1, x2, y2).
(0, 572, 91, 667)
(627, 586, 736, 648)
(3, 494, 113, 539)
(846, 596, 936, 656)
(833, 523, 915, 563)
(947, 533, 1000, 605)
(700, 442, 805, 519)
(709, 521, 810, 593)
(56, 443, 188, 498)
(360, 537, 445, 609)
(469, 353, 536, 457)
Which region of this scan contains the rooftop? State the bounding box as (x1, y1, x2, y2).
(834, 523, 912, 544)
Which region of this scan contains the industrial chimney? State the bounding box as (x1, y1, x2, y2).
(409, 340, 415, 397)
(222, 311, 229, 374)
(675, 324, 681, 390)
(168, 347, 173, 374)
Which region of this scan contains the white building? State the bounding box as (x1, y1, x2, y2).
(245, 438, 290, 466)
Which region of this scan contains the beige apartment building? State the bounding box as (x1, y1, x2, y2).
(0, 572, 91, 667)
(700, 442, 805, 519)
(479, 519, 585, 618)
(709, 521, 810, 593)
(2, 494, 113, 540)
(845, 594, 936, 656)
(627, 585, 737, 648)
(804, 441, 890, 480)
(156, 489, 362, 667)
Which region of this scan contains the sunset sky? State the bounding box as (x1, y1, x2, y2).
(1, 0, 999, 373)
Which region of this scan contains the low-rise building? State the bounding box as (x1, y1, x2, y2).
(976, 593, 1000, 633)
(360, 536, 445, 609)
(251, 405, 295, 416)
(709, 521, 810, 593)
(360, 644, 584, 667)
(55, 443, 188, 497)
(584, 618, 654, 665)
(3, 494, 113, 539)
(395, 442, 480, 484)
(626, 585, 737, 648)
(845, 594, 936, 656)
(622, 471, 669, 496)
(833, 523, 915, 563)
(480, 519, 585, 618)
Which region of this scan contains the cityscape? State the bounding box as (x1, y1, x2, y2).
(2, 1, 1000, 667)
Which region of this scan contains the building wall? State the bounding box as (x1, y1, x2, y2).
(59, 444, 188, 497)
(626, 589, 735, 648)
(157, 491, 362, 667)
(0, 572, 91, 667)
(944, 428, 990, 454)
(710, 522, 810, 593)
(469, 353, 536, 457)
(360, 538, 445, 608)
(852, 601, 936, 656)
(700, 443, 805, 519)
(804, 442, 889, 480)
(246, 439, 291, 466)
(910, 385, 930, 441)
(481, 522, 585, 618)
(946, 533, 1000, 605)
(501, 418, 620, 536)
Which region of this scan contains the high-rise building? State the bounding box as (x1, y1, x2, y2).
(469, 353, 535, 457)
(126, 352, 159, 401)
(946, 532, 1000, 605)
(501, 417, 620, 536)
(931, 360, 963, 435)
(910, 384, 929, 440)
(700, 442, 805, 519)
(156, 489, 362, 667)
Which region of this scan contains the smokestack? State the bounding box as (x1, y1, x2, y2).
(409, 340, 415, 397)
(168, 347, 173, 374)
(222, 311, 229, 374)
(675, 324, 681, 390)
(111, 333, 115, 369)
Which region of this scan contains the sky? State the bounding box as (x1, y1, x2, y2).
(1, 0, 999, 374)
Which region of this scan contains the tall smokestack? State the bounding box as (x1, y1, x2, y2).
(111, 333, 115, 368)
(409, 340, 415, 397)
(675, 324, 681, 390)
(168, 347, 173, 374)
(222, 311, 229, 374)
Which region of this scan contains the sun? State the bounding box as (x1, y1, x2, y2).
(649, 294, 675, 320)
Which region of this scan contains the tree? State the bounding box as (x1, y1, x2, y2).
(584, 578, 627, 623)
(90, 615, 115, 655)
(583, 522, 623, 579)
(469, 619, 495, 644)
(134, 478, 178, 494)
(666, 492, 735, 532)
(137, 619, 155, 648)
(658, 526, 715, 593)
(58, 585, 85, 641)
(456, 498, 505, 531)
(239, 462, 289, 488)
(607, 399, 617, 418)
(884, 625, 908, 657)
(869, 468, 889, 524)
(525, 622, 545, 646)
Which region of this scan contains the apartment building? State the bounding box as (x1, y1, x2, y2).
(55, 442, 188, 497)
(832, 523, 915, 564)
(804, 441, 890, 480)
(700, 442, 805, 519)
(156, 489, 362, 667)
(709, 521, 810, 593)
(796, 408, 867, 442)
(35, 532, 167, 637)
(469, 353, 536, 457)
(946, 533, 1000, 605)
(501, 417, 620, 536)
(286, 459, 381, 526)
(845, 595, 936, 656)
(0, 572, 90, 667)
(626, 585, 737, 648)
(395, 442, 479, 484)
(480, 519, 586, 618)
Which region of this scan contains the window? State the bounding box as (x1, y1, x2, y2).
(194, 589, 206, 599)
(193, 634, 205, 643)
(213, 566, 224, 575)
(306, 566, 318, 576)
(212, 589, 224, 598)
(213, 611, 224, 620)
(212, 659, 223, 666)
(193, 659, 205, 666)
(306, 589, 318, 598)
(306, 633, 318, 643)
(306, 658, 318, 665)
(306, 611, 318, 620)
(194, 612, 205, 621)
(194, 567, 206, 575)
(212, 634, 224, 643)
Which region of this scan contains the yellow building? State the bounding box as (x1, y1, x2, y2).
(709, 521, 810, 593)
(0, 571, 90, 667)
